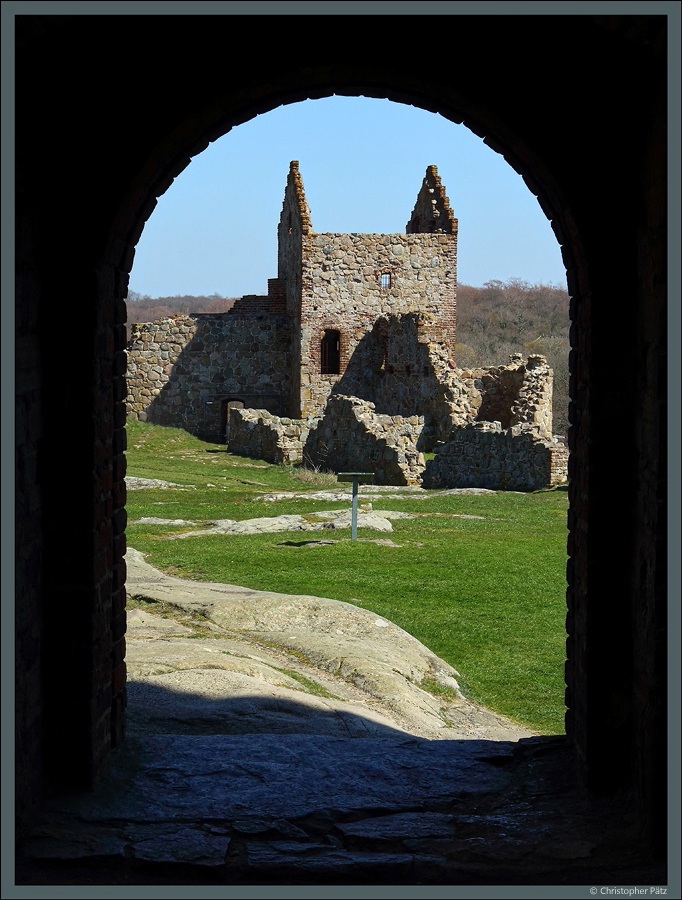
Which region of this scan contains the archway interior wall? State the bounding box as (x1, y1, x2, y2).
(14, 15, 667, 848)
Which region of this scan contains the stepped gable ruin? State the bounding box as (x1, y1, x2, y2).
(126, 162, 567, 488)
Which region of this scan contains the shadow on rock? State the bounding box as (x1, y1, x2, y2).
(126, 679, 415, 739)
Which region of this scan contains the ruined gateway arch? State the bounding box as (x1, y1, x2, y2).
(14, 12, 668, 872)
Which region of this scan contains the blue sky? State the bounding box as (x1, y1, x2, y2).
(129, 96, 568, 299)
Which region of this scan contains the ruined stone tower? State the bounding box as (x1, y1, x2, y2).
(277, 161, 459, 418)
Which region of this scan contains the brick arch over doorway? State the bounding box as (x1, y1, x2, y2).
(15, 13, 667, 858)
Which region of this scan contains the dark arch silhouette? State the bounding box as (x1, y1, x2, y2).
(14, 11, 668, 873)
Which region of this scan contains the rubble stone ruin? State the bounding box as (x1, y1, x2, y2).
(126, 162, 568, 489)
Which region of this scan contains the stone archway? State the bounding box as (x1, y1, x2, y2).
(14, 12, 668, 860)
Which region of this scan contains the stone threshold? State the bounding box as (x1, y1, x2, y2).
(16, 736, 665, 887)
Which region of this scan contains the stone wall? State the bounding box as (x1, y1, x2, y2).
(422, 421, 569, 491)
(224, 393, 569, 493)
(277, 161, 310, 414)
(304, 394, 425, 486)
(127, 304, 560, 491)
(226, 407, 314, 464)
(126, 308, 291, 437)
(126, 164, 461, 433)
(332, 312, 474, 450)
(225, 396, 427, 486)
(549, 437, 570, 485)
(458, 353, 554, 437)
(406, 165, 458, 236)
(297, 232, 457, 419)
(15, 280, 45, 829)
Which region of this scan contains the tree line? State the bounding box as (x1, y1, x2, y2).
(125, 291, 237, 328)
(126, 278, 570, 434)
(454, 279, 569, 435)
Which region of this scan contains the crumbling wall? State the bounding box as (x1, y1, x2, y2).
(331, 312, 474, 450)
(125, 307, 291, 436)
(226, 407, 314, 464)
(406, 164, 458, 235)
(304, 395, 425, 485)
(277, 160, 311, 319)
(277, 161, 311, 414)
(422, 421, 569, 491)
(548, 436, 570, 484)
(457, 353, 554, 437)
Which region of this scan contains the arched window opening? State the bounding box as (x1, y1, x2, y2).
(321, 329, 341, 375)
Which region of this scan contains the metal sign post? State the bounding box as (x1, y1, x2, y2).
(336, 472, 374, 541)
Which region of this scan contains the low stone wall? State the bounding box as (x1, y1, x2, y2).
(226, 408, 314, 464)
(548, 437, 570, 485)
(304, 395, 425, 486)
(422, 421, 569, 491)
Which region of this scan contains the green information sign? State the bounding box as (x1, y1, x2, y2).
(337, 472, 374, 484)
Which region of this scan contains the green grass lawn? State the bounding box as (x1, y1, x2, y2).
(125, 419, 569, 734)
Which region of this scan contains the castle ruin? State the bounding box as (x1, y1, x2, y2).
(126, 163, 567, 489)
